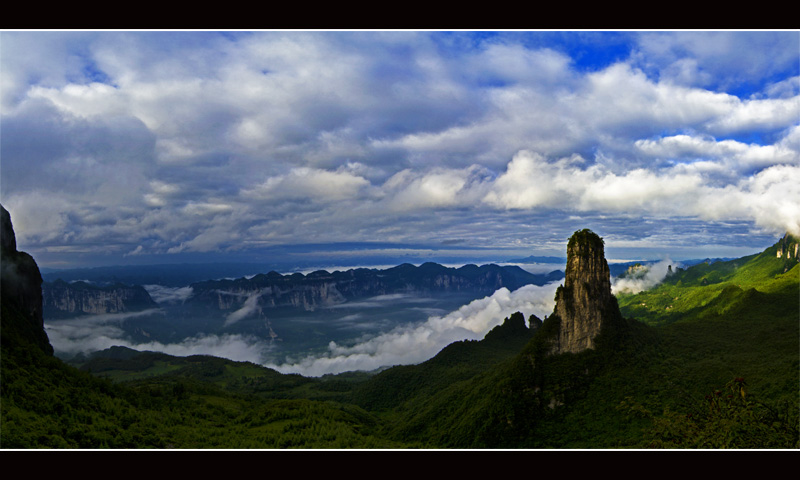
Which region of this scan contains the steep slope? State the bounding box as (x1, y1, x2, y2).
(617, 232, 800, 325)
(351, 312, 541, 411)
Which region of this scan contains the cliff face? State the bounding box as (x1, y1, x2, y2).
(42, 280, 159, 318)
(187, 262, 555, 313)
(775, 233, 798, 260)
(548, 229, 622, 355)
(1, 205, 53, 355)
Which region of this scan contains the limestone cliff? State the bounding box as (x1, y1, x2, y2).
(775, 232, 799, 271)
(1, 204, 53, 355)
(43, 279, 159, 318)
(775, 233, 798, 260)
(547, 229, 623, 355)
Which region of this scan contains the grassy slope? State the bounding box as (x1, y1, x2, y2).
(616, 240, 798, 325)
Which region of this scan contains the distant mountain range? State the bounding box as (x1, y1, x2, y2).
(186, 262, 564, 313)
(41, 262, 565, 317)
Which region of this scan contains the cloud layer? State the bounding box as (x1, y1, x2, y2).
(2, 31, 798, 267)
(45, 310, 273, 364)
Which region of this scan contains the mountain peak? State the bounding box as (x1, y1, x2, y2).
(548, 229, 622, 355)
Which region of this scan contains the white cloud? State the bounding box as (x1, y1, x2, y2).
(612, 259, 679, 295)
(705, 96, 800, 134)
(481, 149, 800, 238)
(28, 82, 128, 118)
(580, 168, 702, 212)
(634, 134, 799, 172)
(224, 291, 263, 326)
(142, 285, 194, 304)
(381, 166, 482, 211)
(44, 309, 163, 356)
(242, 166, 371, 202)
(44, 309, 273, 364)
(483, 151, 584, 209)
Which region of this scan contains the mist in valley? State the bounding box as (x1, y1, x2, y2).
(43, 260, 571, 376)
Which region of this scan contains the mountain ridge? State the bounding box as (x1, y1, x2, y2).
(185, 261, 563, 313)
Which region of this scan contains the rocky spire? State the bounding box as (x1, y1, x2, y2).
(548, 229, 622, 355)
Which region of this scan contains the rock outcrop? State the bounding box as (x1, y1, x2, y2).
(1, 204, 53, 355)
(774, 232, 799, 273)
(775, 233, 799, 260)
(547, 229, 623, 355)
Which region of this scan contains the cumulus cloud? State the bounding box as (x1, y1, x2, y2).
(380, 165, 491, 211)
(269, 282, 560, 377)
(482, 150, 800, 238)
(241, 165, 371, 202)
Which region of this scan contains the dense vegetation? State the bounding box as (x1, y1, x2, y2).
(2, 236, 797, 449)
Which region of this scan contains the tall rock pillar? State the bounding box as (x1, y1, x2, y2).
(549, 229, 621, 355)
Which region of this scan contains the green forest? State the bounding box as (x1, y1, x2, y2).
(1, 233, 798, 449)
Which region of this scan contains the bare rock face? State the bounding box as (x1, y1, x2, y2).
(42, 280, 159, 318)
(776, 233, 799, 259)
(548, 229, 622, 355)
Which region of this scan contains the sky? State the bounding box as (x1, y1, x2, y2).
(2, 30, 799, 270)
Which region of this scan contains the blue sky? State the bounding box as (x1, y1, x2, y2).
(2, 30, 799, 269)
